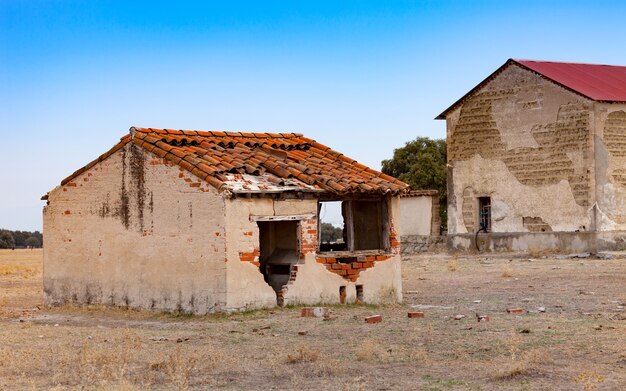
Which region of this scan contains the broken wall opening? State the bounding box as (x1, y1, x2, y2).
(318, 198, 389, 252)
(258, 221, 299, 295)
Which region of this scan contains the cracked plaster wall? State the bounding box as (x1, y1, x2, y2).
(43, 144, 228, 313)
(447, 64, 595, 234)
(594, 103, 626, 230)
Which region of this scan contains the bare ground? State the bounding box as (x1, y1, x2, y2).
(0, 249, 625, 390)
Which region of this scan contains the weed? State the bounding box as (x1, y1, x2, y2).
(447, 257, 459, 272)
(574, 370, 605, 391)
(286, 346, 320, 364)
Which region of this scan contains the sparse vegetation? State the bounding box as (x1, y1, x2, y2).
(0, 249, 624, 389)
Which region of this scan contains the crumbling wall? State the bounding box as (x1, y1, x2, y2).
(447, 64, 594, 234)
(594, 103, 626, 230)
(43, 143, 227, 313)
(223, 196, 402, 309)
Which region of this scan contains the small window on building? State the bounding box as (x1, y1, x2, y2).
(318, 198, 389, 252)
(478, 197, 491, 232)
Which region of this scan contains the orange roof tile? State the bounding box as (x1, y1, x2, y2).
(60, 127, 410, 195)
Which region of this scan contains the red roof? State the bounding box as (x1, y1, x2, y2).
(60, 127, 409, 196)
(516, 59, 626, 101)
(437, 59, 626, 119)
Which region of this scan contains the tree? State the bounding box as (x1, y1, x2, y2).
(0, 230, 15, 249)
(320, 222, 343, 243)
(25, 236, 41, 248)
(381, 137, 447, 233)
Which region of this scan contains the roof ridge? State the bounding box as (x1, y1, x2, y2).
(513, 58, 626, 68)
(131, 126, 304, 139)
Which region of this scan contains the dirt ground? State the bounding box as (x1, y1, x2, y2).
(0, 249, 624, 390)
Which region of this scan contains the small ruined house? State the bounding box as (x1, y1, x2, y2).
(42, 127, 411, 313)
(437, 59, 626, 252)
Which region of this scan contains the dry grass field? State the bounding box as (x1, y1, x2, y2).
(0, 249, 625, 390)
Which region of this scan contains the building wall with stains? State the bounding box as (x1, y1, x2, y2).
(223, 196, 402, 310)
(594, 102, 626, 231)
(447, 64, 595, 235)
(43, 143, 228, 314)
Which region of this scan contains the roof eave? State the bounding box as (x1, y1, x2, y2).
(435, 59, 517, 120)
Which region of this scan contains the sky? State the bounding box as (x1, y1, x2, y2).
(3, 0, 626, 231)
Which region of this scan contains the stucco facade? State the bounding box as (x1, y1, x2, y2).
(439, 59, 626, 252)
(43, 128, 407, 313)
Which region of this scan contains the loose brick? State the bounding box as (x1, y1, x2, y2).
(365, 315, 382, 324)
(506, 308, 524, 314)
(408, 311, 425, 318)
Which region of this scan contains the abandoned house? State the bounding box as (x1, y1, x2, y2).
(437, 58, 626, 252)
(42, 127, 415, 313)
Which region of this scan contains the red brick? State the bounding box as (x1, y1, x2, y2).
(506, 308, 524, 314)
(63, 210, 71, 215)
(408, 311, 425, 318)
(67, 183, 77, 187)
(362, 261, 374, 268)
(365, 315, 382, 324)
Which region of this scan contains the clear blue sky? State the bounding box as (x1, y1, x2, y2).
(2, 0, 626, 231)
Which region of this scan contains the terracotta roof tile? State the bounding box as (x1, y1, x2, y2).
(60, 126, 409, 195)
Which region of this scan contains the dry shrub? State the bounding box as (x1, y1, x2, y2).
(447, 257, 459, 272)
(574, 370, 605, 391)
(355, 338, 390, 363)
(493, 331, 549, 379)
(501, 264, 513, 278)
(286, 346, 319, 364)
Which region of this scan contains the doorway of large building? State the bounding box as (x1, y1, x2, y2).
(258, 220, 299, 305)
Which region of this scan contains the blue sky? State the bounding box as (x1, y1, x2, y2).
(3, 0, 626, 230)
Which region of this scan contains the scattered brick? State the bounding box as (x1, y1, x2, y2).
(507, 308, 524, 314)
(365, 315, 382, 324)
(408, 311, 425, 318)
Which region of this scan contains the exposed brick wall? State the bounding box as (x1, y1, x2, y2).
(449, 72, 592, 208)
(316, 255, 391, 282)
(299, 219, 318, 258)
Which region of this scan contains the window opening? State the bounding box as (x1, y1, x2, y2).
(339, 286, 346, 304)
(318, 201, 346, 251)
(318, 199, 389, 252)
(478, 197, 491, 232)
(258, 221, 299, 303)
(356, 285, 364, 303)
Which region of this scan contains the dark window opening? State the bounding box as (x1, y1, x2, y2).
(339, 286, 346, 304)
(318, 199, 389, 252)
(478, 197, 491, 232)
(337, 257, 357, 264)
(356, 285, 364, 303)
(258, 221, 299, 300)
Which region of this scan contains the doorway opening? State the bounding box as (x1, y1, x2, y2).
(258, 220, 299, 304)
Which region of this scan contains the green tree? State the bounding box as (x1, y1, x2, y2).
(25, 236, 41, 248)
(381, 137, 447, 233)
(0, 230, 15, 249)
(320, 222, 343, 243)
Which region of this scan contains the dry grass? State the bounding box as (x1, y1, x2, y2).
(501, 263, 513, 277)
(286, 346, 320, 364)
(447, 257, 459, 271)
(1, 249, 625, 390)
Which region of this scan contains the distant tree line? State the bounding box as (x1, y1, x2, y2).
(0, 229, 43, 249)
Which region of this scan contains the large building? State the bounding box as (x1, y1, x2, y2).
(437, 59, 626, 252)
(42, 127, 416, 313)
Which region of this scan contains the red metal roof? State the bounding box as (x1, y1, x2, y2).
(516, 59, 626, 102)
(437, 59, 626, 119)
